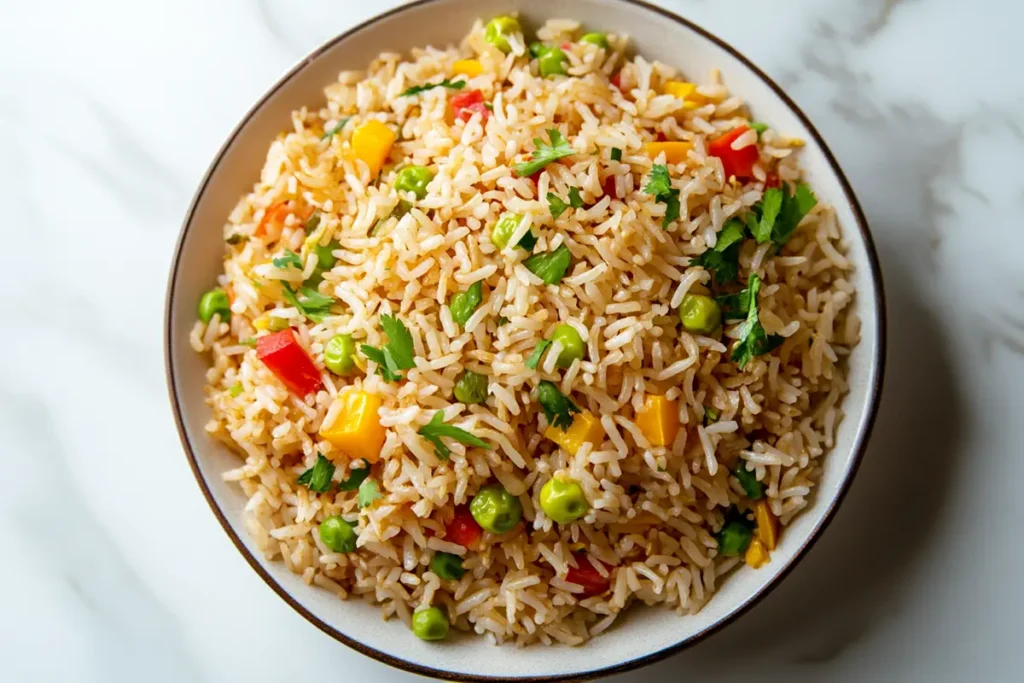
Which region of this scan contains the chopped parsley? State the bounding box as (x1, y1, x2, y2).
(497, 316, 510, 327)
(643, 164, 681, 229)
(360, 314, 416, 382)
(547, 192, 570, 219)
(610, 147, 623, 162)
(536, 381, 580, 431)
(568, 187, 584, 209)
(358, 477, 382, 507)
(513, 129, 575, 178)
(417, 411, 491, 460)
(339, 462, 371, 491)
(225, 233, 249, 245)
(524, 244, 572, 285)
(716, 275, 757, 322)
(272, 249, 303, 270)
(399, 79, 466, 97)
(731, 274, 784, 369)
(321, 116, 351, 140)
(296, 454, 335, 492)
(281, 284, 335, 323)
(689, 218, 746, 285)
(772, 183, 817, 246)
(525, 339, 552, 370)
(516, 230, 538, 252)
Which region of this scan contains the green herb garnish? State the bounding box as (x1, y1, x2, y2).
(568, 187, 584, 209)
(358, 477, 382, 507)
(703, 406, 719, 424)
(272, 249, 303, 270)
(296, 454, 335, 493)
(643, 164, 681, 229)
(281, 284, 335, 323)
(525, 339, 552, 370)
(321, 117, 351, 140)
(733, 462, 764, 500)
(399, 79, 466, 97)
(339, 462, 371, 491)
(689, 218, 745, 285)
(360, 314, 416, 382)
(547, 192, 570, 219)
(610, 147, 623, 162)
(513, 129, 575, 177)
(771, 183, 817, 246)
(730, 274, 784, 369)
(524, 244, 572, 285)
(417, 411, 491, 460)
(715, 274, 757, 321)
(449, 281, 483, 328)
(536, 380, 580, 431)
(225, 233, 249, 245)
(750, 122, 768, 138)
(497, 316, 510, 327)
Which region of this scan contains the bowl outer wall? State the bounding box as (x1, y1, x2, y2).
(164, 0, 886, 680)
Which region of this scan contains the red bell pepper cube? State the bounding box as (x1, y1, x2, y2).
(256, 329, 323, 396)
(565, 552, 612, 598)
(708, 125, 759, 180)
(451, 89, 490, 123)
(445, 504, 483, 548)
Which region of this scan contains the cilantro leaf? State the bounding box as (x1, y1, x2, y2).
(360, 315, 415, 382)
(513, 129, 575, 178)
(772, 183, 817, 246)
(525, 339, 552, 370)
(730, 274, 784, 369)
(497, 316, 510, 327)
(717, 219, 747, 251)
(339, 462, 371, 491)
(281, 285, 335, 323)
(524, 244, 572, 285)
(272, 249, 303, 270)
(321, 117, 351, 140)
(568, 187, 584, 209)
(516, 230, 538, 252)
(644, 164, 681, 229)
(536, 380, 580, 431)
(225, 233, 249, 245)
(547, 192, 570, 219)
(399, 79, 466, 97)
(716, 286, 755, 322)
(746, 188, 782, 244)
(296, 454, 335, 492)
(358, 477, 382, 507)
(690, 244, 741, 285)
(610, 147, 623, 162)
(417, 411, 491, 460)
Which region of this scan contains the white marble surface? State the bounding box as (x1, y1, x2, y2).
(2, 0, 1023, 680)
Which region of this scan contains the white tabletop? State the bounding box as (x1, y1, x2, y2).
(2, 0, 1022, 681)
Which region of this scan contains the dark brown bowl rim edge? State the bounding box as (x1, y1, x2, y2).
(163, 0, 888, 680)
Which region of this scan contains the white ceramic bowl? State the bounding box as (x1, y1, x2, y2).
(165, 0, 886, 679)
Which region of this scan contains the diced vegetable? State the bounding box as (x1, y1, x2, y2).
(256, 329, 323, 396)
(450, 89, 490, 123)
(318, 389, 386, 463)
(744, 537, 770, 568)
(643, 164, 681, 230)
(513, 129, 575, 178)
(309, 239, 340, 284)
(679, 293, 722, 334)
(453, 370, 488, 405)
(360, 314, 416, 382)
(449, 281, 483, 327)
(524, 244, 572, 285)
(470, 484, 523, 534)
(708, 125, 759, 180)
(411, 606, 449, 641)
(754, 500, 779, 550)
(644, 141, 693, 164)
(537, 47, 568, 77)
(539, 476, 589, 524)
(580, 32, 609, 49)
(430, 552, 465, 580)
(352, 120, 396, 176)
(198, 288, 230, 323)
(484, 15, 521, 53)
(417, 410, 490, 460)
(452, 59, 483, 77)
(550, 323, 585, 368)
(544, 410, 603, 455)
(565, 552, 611, 597)
(716, 518, 754, 556)
(536, 380, 581, 432)
(446, 504, 483, 547)
(319, 516, 357, 553)
(662, 80, 707, 109)
(733, 462, 764, 500)
(229, 383, 243, 397)
(399, 78, 465, 97)
(610, 147, 622, 161)
(750, 121, 768, 137)
(636, 395, 679, 447)
(323, 334, 356, 376)
(255, 201, 290, 239)
(394, 165, 435, 199)
(490, 212, 536, 250)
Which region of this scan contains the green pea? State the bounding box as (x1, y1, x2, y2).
(716, 519, 753, 556)
(453, 370, 488, 405)
(679, 293, 722, 334)
(484, 15, 521, 53)
(430, 552, 465, 580)
(490, 212, 522, 250)
(539, 476, 589, 524)
(550, 324, 585, 369)
(538, 47, 567, 78)
(580, 32, 609, 49)
(411, 606, 450, 641)
(394, 165, 434, 200)
(319, 516, 357, 553)
(528, 41, 548, 58)
(470, 484, 522, 534)
(198, 288, 231, 323)
(449, 281, 483, 328)
(732, 462, 764, 500)
(323, 334, 356, 376)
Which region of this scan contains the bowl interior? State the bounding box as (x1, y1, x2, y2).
(166, 0, 883, 679)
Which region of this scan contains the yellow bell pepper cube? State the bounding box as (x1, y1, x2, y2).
(319, 390, 386, 463)
(662, 80, 708, 109)
(635, 395, 679, 447)
(452, 59, 484, 77)
(755, 500, 779, 550)
(544, 411, 604, 456)
(351, 120, 396, 177)
(644, 141, 693, 164)
(744, 538, 770, 569)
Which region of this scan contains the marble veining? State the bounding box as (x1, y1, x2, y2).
(1, 0, 1022, 681)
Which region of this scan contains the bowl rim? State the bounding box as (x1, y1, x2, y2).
(164, 0, 887, 679)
